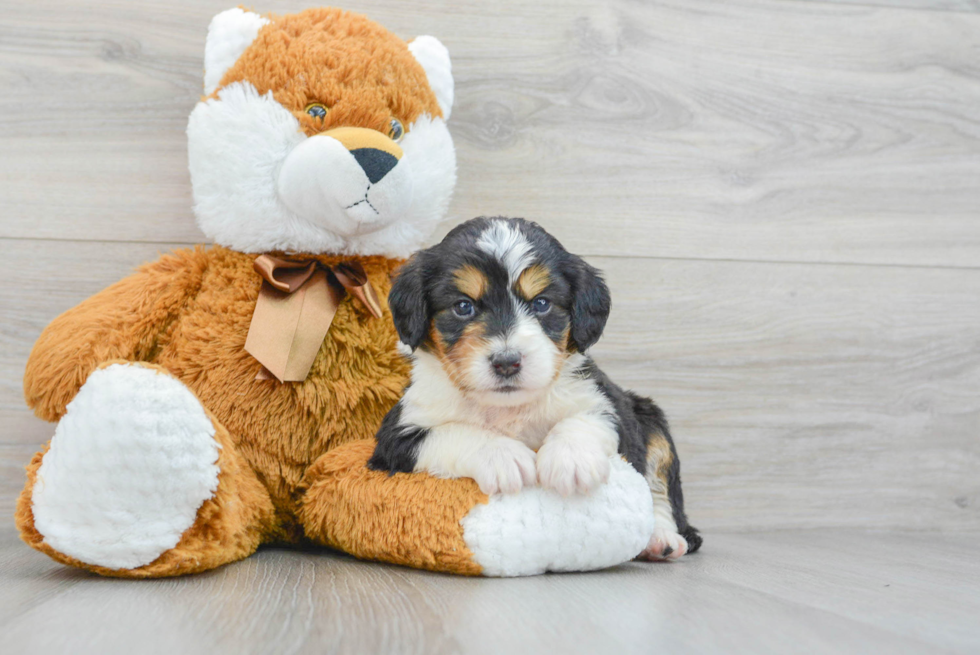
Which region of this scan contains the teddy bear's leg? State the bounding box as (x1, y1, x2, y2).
(16, 361, 277, 578)
(297, 441, 658, 577)
(297, 441, 488, 575)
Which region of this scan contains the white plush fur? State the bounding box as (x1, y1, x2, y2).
(461, 456, 655, 576)
(188, 19, 456, 258)
(187, 82, 456, 257)
(408, 36, 454, 120)
(203, 8, 269, 95)
(31, 364, 220, 570)
(276, 132, 414, 236)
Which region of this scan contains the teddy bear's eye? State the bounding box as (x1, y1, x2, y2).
(305, 103, 328, 120)
(388, 118, 404, 142)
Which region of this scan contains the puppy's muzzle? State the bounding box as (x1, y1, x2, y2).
(490, 350, 522, 379)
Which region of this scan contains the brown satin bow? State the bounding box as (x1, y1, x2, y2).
(244, 254, 384, 382)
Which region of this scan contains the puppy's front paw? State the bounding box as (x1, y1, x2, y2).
(465, 438, 537, 495)
(536, 439, 610, 496)
(637, 527, 689, 561)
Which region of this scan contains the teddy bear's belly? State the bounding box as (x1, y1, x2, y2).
(151, 278, 409, 525)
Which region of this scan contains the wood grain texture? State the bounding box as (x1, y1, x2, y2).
(2, 1, 979, 649)
(795, 0, 980, 13)
(592, 256, 980, 532)
(1, 0, 979, 266)
(3, 240, 978, 532)
(1, 525, 978, 654)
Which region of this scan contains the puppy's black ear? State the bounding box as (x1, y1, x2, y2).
(389, 254, 430, 350)
(565, 254, 611, 352)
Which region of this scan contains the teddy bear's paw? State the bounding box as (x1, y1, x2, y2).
(461, 456, 655, 576)
(30, 363, 220, 570)
(637, 527, 689, 561)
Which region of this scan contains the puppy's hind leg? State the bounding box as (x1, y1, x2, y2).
(629, 393, 701, 561)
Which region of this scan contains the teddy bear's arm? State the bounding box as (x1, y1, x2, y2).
(24, 249, 206, 421)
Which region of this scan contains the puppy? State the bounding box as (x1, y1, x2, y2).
(368, 217, 701, 559)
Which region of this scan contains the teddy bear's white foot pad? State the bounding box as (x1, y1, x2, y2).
(460, 457, 655, 576)
(31, 363, 220, 570)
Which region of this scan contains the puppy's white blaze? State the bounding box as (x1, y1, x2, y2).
(187, 82, 454, 257)
(477, 221, 534, 284)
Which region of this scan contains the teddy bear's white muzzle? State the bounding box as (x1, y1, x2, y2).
(277, 134, 414, 237)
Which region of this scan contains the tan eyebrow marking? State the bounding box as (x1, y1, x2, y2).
(516, 264, 551, 300)
(453, 265, 488, 300)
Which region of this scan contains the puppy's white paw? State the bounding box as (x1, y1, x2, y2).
(638, 527, 689, 561)
(536, 438, 611, 496)
(464, 438, 537, 495)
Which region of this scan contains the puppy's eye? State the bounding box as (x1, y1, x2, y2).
(305, 103, 328, 120)
(452, 299, 475, 318)
(388, 117, 405, 142)
(531, 297, 552, 314)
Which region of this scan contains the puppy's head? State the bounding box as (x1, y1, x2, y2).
(391, 217, 610, 406)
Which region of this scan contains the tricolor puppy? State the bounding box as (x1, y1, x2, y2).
(368, 217, 701, 559)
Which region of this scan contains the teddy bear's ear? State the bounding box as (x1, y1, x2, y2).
(409, 36, 454, 120)
(203, 8, 270, 95)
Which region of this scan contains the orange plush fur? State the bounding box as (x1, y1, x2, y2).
(299, 441, 486, 575)
(17, 249, 409, 566)
(16, 9, 475, 576)
(216, 7, 443, 137)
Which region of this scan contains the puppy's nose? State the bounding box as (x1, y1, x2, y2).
(351, 148, 398, 184)
(490, 351, 522, 378)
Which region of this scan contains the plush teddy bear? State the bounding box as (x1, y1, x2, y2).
(16, 6, 656, 578)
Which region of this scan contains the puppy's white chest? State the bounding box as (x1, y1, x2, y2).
(478, 405, 552, 450)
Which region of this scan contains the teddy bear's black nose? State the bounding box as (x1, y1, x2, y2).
(350, 148, 398, 184)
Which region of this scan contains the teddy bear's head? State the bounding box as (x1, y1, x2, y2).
(187, 7, 456, 258)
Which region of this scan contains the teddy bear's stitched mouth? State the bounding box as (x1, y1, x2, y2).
(345, 186, 380, 215)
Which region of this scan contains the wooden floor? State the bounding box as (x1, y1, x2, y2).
(2, 0, 979, 652)
(2, 524, 978, 654)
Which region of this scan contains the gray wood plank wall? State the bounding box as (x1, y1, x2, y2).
(1, 0, 978, 534)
